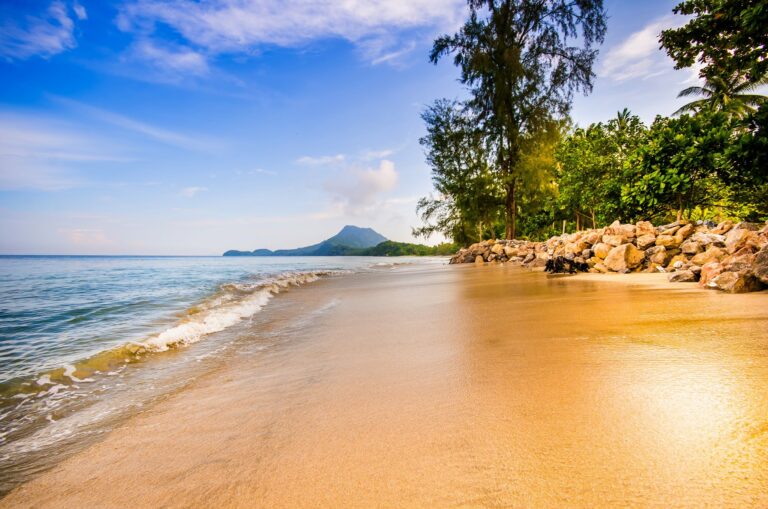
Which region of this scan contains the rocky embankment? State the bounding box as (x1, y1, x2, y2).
(449, 220, 768, 293)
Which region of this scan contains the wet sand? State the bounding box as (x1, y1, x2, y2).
(2, 264, 768, 508)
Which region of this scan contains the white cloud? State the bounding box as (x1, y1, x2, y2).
(599, 16, 686, 82)
(117, 0, 465, 69)
(297, 154, 346, 166)
(0, 112, 128, 190)
(180, 186, 208, 197)
(72, 1, 87, 21)
(325, 159, 399, 214)
(129, 39, 210, 76)
(0, 1, 80, 60)
(361, 149, 395, 161)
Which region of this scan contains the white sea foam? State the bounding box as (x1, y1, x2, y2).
(133, 271, 334, 353)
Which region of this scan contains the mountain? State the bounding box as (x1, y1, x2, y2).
(223, 225, 388, 256)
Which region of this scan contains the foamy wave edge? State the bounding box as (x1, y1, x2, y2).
(127, 270, 345, 354)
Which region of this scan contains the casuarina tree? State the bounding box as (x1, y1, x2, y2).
(430, 0, 606, 239)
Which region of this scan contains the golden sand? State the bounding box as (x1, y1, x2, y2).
(3, 264, 768, 508)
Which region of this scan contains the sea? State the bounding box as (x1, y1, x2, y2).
(0, 255, 443, 494)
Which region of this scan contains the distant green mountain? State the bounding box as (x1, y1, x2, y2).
(223, 226, 455, 257)
(223, 225, 388, 256)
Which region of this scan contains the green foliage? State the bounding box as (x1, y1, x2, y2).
(555, 110, 646, 226)
(414, 99, 503, 245)
(674, 73, 768, 117)
(621, 112, 732, 221)
(355, 241, 458, 256)
(430, 0, 606, 238)
(661, 0, 768, 85)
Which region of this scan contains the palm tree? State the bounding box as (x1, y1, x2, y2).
(673, 73, 767, 116)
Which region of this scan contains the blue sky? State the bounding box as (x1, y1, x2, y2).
(1, 0, 701, 255)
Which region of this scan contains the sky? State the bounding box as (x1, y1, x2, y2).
(0, 0, 703, 255)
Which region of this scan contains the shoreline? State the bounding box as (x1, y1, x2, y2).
(3, 264, 768, 508)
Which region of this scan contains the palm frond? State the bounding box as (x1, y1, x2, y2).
(677, 86, 708, 98)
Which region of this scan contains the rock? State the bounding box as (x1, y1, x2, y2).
(691, 246, 725, 266)
(523, 253, 535, 264)
(707, 271, 764, 293)
(680, 239, 703, 255)
(669, 270, 697, 283)
(503, 246, 517, 257)
(545, 256, 588, 274)
(711, 220, 734, 235)
(605, 220, 636, 238)
(655, 235, 680, 248)
(674, 223, 694, 242)
(636, 234, 657, 250)
(734, 221, 761, 231)
(593, 242, 612, 259)
(645, 245, 667, 265)
(584, 231, 601, 245)
(690, 232, 726, 247)
(474, 255, 484, 264)
(601, 234, 626, 247)
(604, 243, 645, 272)
(491, 243, 504, 256)
(699, 262, 724, 286)
(722, 251, 756, 273)
(635, 221, 655, 237)
(593, 262, 609, 273)
(725, 228, 757, 254)
(666, 254, 689, 271)
(755, 246, 768, 284)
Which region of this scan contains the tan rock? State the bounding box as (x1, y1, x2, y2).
(474, 255, 484, 264)
(711, 220, 734, 234)
(699, 262, 724, 286)
(635, 221, 655, 237)
(593, 242, 612, 259)
(680, 239, 703, 255)
(503, 246, 517, 258)
(636, 234, 656, 250)
(666, 254, 689, 271)
(593, 262, 609, 273)
(604, 243, 645, 272)
(691, 246, 725, 266)
(602, 234, 626, 247)
(725, 228, 757, 254)
(645, 245, 667, 265)
(708, 271, 764, 293)
(584, 231, 601, 245)
(755, 246, 768, 284)
(655, 235, 680, 248)
(491, 243, 504, 256)
(669, 270, 696, 283)
(674, 223, 694, 241)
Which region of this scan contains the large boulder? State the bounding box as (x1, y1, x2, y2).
(707, 271, 764, 293)
(680, 239, 703, 255)
(699, 262, 724, 286)
(711, 220, 734, 234)
(604, 243, 645, 272)
(491, 243, 505, 256)
(655, 234, 680, 248)
(636, 221, 655, 237)
(645, 245, 667, 265)
(636, 234, 657, 250)
(752, 246, 768, 284)
(606, 220, 636, 239)
(602, 234, 626, 247)
(674, 223, 694, 242)
(691, 246, 725, 266)
(725, 228, 757, 254)
(593, 242, 613, 259)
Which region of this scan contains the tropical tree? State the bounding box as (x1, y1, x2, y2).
(661, 0, 768, 85)
(621, 112, 731, 222)
(430, 0, 607, 239)
(674, 73, 768, 117)
(414, 99, 502, 244)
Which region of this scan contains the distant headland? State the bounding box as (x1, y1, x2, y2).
(223, 225, 455, 257)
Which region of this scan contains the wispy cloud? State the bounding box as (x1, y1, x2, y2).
(599, 16, 686, 82)
(0, 112, 127, 191)
(0, 1, 82, 60)
(116, 0, 465, 71)
(180, 186, 208, 197)
(128, 39, 210, 76)
(53, 97, 220, 151)
(296, 154, 346, 166)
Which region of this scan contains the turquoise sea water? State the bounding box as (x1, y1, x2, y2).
(0, 255, 441, 493)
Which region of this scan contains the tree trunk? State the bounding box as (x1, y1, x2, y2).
(504, 181, 516, 240)
(591, 209, 596, 229)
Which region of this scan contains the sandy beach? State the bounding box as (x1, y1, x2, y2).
(2, 264, 768, 508)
